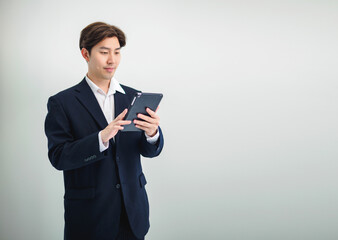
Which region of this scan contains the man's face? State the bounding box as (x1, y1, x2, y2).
(84, 36, 121, 82)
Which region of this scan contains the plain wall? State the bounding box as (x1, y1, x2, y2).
(1, 0, 338, 239)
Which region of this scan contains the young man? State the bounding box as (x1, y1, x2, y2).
(44, 22, 164, 240)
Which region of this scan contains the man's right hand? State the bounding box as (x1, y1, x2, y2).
(101, 109, 131, 143)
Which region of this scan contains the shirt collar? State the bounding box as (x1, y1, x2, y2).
(85, 74, 125, 96)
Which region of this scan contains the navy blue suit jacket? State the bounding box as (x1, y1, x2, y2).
(44, 78, 164, 240)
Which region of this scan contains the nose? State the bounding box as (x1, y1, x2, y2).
(107, 52, 115, 64)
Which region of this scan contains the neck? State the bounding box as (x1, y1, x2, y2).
(87, 73, 111, 94)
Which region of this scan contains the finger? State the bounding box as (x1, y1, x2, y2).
(134, 124, 148, 131)
(115, 126, 124, 130)
(115, 109, 128, 121)
(117, 120, 132, 126)
(111, 126, 124, 133)
(134, 119, 153, 128)
(137, 113, 157, 123)
(146, 108, 156, 117)
(155, 106, 159, 112)
(145, 108, 157, 117)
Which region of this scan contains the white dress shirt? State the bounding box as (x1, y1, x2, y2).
(85, 75, 159, 152)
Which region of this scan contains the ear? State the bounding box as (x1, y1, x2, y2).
(81, 48, 90, 62)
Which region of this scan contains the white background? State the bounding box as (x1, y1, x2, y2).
(1, 0, 338, 239)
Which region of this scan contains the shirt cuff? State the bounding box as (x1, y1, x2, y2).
(98, 131, 109, 152)
(145, 129, 160, 144)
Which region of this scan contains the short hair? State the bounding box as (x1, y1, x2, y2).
(79, 22, 126, 55)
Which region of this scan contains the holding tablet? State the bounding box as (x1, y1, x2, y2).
(122, 92, 163, 132)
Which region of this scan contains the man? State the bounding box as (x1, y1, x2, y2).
(44, 22, 164, 240)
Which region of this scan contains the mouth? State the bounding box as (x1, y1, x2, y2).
(104, 67, 115, 73)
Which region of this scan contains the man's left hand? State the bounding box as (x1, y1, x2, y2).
(134, 107, 160, 137)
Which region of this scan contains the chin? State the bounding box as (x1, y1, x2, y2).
(103, 74, 114, 80)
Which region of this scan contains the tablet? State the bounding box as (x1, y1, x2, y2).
(121, 92, 163, 132)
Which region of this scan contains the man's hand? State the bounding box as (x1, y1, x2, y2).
(134, 107, 160, 137)
(101, 109, 131, 143)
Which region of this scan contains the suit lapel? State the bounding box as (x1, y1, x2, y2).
(73, 78, 108, 130)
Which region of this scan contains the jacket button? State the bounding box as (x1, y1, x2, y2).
(115, 184, 121, 189)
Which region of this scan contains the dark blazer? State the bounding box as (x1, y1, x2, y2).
(44, 78, 164, 240)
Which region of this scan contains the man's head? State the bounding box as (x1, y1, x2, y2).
(80, 22, 126, 82)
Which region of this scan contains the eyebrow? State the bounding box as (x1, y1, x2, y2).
(99, 46, 121, 51)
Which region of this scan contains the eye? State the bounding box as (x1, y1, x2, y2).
(115, 52, 120, 55)
(101, 52, 108, 54)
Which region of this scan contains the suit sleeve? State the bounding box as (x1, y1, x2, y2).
(44, 96, 107, 171)
(139, 126, 164, 158)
